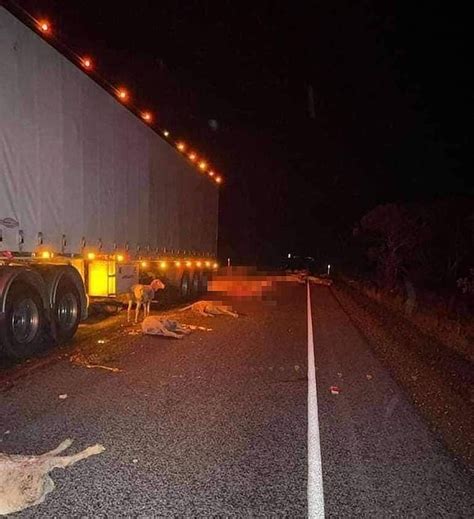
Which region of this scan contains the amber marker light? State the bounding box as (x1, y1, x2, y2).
(198, 161, 207, 171)
(142, 111, 153, 122)
(208, 170, 215, 177)
(117, 254, 124, 262)
(117, 88, 129, 102)
(188, 152, 197, 161)
(186, 261, 192, 267)
(213, 262, 218, 269)
(205, 261, 211, 267)
(141, 261, 148, 268)
(175, 261, 181, 267)
(38, 20, 51, 33)
(41, 251, 52, 259)
(196, 261, 202, 267)
(177, 142, 186, 152)
(160, 261, 167, 269)
(87, 252, 96, 260)
(163, 130, 169, 137)
(215, 176, 222, 184)
(81, 57, 93, 70)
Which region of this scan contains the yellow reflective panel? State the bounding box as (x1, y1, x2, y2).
(88, 260, 116, 297)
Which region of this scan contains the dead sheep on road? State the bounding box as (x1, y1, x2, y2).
(141, 316, 192, 339)
(0, 439, 104, 516)
(179, 300, 239, 318)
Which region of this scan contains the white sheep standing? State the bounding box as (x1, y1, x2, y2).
(127, 279, 165, 323)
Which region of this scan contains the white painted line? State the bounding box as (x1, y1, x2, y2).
(307, 281, 325, 518)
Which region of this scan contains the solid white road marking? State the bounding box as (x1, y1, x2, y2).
(307, 282, 325, 518)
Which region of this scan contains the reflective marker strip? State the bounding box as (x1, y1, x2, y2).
(307, 281, 325, 518)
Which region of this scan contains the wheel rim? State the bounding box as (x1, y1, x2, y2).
(11, 298, 40, 344)
(56, 292, 79, 332)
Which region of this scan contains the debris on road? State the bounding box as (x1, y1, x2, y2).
(141, 316, 192, 339)
(330, 386, 341, 395)
(85, 364, 121, 373)
(307, 275, 333, 286)
(183, 324, 213, 331)
(366, 374, 373, 380)
(3, 431, 10, 436)
(0, 439, 105, 516)
(58, 394, 68, 400)
(70, 354, 122, 373)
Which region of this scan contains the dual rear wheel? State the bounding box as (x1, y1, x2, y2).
(180, 271, 208, 298)
(0, 276, 82, 359)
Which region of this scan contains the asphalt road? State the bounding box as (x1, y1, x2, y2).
(0, 282, 472, 517)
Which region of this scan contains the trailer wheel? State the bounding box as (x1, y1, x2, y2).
(52, 279, 81, 343)
(1, 282, 45, 359)
(191, 272, 201, 295)
(200, 272, 209, 293)
(180, 273, 190, 298)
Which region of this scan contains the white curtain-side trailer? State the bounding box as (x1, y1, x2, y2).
(0, 7, 219, 358)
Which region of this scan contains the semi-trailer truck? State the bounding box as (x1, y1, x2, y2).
(0, 6, 219, 359)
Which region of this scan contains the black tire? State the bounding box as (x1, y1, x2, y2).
(52, 279, 81, 343)
(200, 272, 209, 293)
(0, 282, 45, 359)
(180, 272, 190, 298)
(191, 272, 201, 295)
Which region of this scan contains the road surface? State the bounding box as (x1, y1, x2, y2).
(0, 281, 472, 517)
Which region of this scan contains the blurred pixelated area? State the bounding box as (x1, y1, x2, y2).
(208, 267, 331, 301)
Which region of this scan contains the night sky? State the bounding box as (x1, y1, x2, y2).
(9, 0, 472, 266)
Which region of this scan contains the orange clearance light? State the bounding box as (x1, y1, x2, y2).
(142, 111, 153, 122)
(213, 262, 218, 269)
(160, 261, 167, 269)
(81, 57, 93, 70)
(175, 261, 181, 267)
(196, 261, 202, 267)
(198, 161, 207, 171)
(208, 170, 215, 177)
(205, 261, 211, 267)
(87, 252, 96, 261)
(163, 130, 169, 137)
(215, 176, 222, 184)
(188, 152, 197, 161)
(117, 88, 128, 101)
(38, 20, 51, 33)
(186, 261, 192, 267)
(41, 251, 52, 259)
(177, 142, 186, 152)
(117, 254, 124, 262)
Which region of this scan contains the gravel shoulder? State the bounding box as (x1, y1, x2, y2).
(331, 280, 473, 468)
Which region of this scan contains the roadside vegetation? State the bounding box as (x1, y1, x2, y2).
(334, 197, 473, 466)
